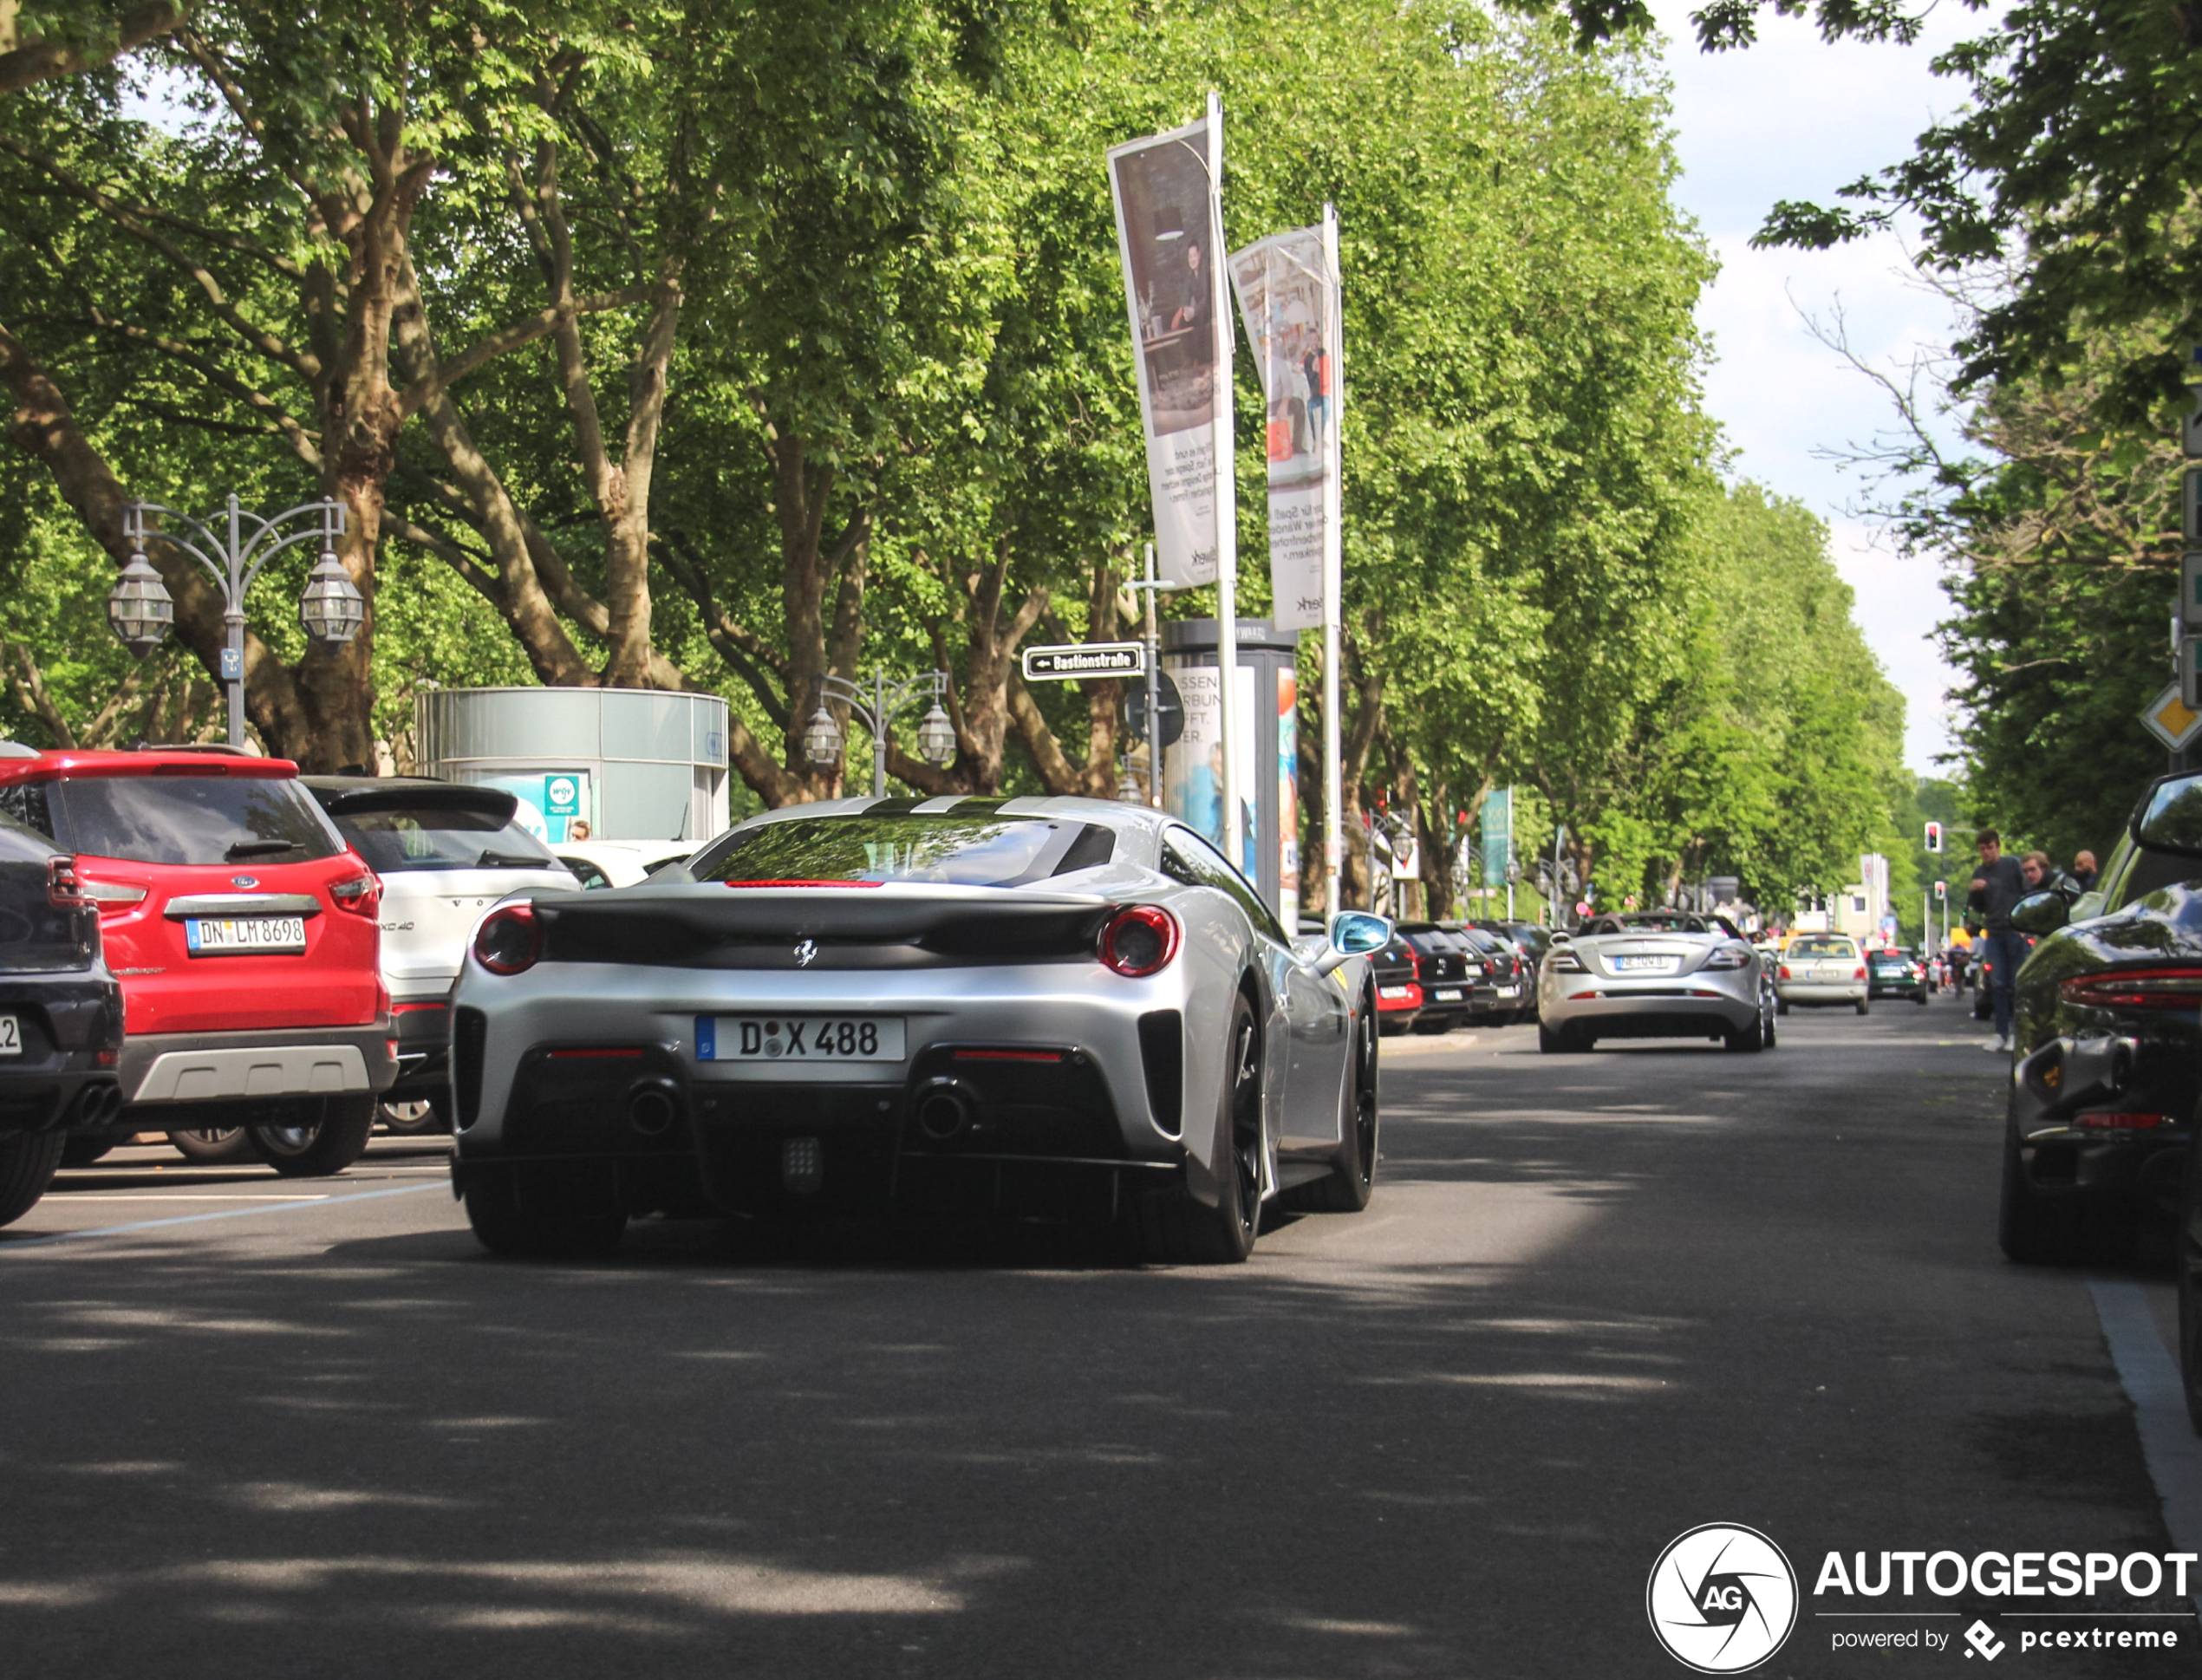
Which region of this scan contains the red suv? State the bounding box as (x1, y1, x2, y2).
(0, 749, 394, 1175)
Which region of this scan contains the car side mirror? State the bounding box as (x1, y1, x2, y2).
(2008, 889, 2070, 937)
(2134, 771, 2202, 855)
(1316, 910, 1392, 976)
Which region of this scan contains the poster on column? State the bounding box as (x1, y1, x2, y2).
(1108, 118, 1226, 589)
(1164, 662, 1259, 882)
(1228, 225, 1338, 632)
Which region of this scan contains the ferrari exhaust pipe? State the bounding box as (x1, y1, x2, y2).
(623, 1078, 680, 1137)
(915, 1079, 974, 1141)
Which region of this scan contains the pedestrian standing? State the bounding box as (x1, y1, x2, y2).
(1969, 830, 2028, 1053)
(2071, 850, 2098, 893)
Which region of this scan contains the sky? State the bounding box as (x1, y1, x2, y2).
(1649, 0, 1979, 777)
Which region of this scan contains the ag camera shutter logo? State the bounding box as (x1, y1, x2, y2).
(1647, 1524, 1799, 1672)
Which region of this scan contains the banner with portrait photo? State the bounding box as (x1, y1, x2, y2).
(1228, 225, 1339, 632)
(1108, 118, 1228, 588)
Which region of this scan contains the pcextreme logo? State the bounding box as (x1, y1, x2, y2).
(1647, 1524, 1801, 1673)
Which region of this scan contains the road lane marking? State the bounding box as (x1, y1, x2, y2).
(0, 1183, 443, 1253)
(2089, 1277, 2202, 1618)
(54, 1194, 336, 1201)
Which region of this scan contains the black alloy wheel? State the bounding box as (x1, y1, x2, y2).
(464, 1171, 628, 1259)
(1224, 1007, 1263, 1249)
(1135, 991, 1263, 1263)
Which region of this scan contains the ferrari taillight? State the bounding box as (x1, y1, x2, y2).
(472, 902, 544, 975)
(1098, 904, 1179, 978)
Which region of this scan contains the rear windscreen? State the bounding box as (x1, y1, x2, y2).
(1788, 938, 1855, 959)
(334, 806, 561, 874)
(691, 815, 1115, 888)
(55, 774, 340, 868)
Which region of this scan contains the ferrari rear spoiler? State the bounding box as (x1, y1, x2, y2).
(535, 883, 1115, 969)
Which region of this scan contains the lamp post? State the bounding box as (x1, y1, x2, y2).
(800, 667, 956, 797)
(107, 495, 363, 750)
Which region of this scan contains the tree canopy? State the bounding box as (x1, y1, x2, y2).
(0, 0, 1918, 926)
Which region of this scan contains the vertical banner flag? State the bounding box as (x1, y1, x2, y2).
(1481, 786, 1512, 890)
(1109, 119, 1229, 589)
(1228, 226, 1339, 631)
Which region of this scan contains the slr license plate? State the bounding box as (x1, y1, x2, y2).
(186, 916, 307, 955)
(1613, 956, 1676, 973)
(696, 1015, 907, 1063)
(0, 1014, 20, 1056)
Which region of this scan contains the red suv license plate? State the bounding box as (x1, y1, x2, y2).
(186, 915, 307, 956)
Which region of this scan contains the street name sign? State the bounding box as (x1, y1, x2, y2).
(1021, 641, 1145, 680)
(2140, 680, 2202, 751)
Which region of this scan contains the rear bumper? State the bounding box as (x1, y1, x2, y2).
(1541, 990, 1756, 1036)
(0, 971, 125, 1134)
(1776, 982, 1866, 1005)
(453, 1038, 1177, 1221)
(120, 1018, 395, 1110)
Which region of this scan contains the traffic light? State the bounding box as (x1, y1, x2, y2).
(1925, 821, 1943, 854)
(1935, 879, 1947, 902)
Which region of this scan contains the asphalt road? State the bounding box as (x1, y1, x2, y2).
(1, 1000, 2194, 1677)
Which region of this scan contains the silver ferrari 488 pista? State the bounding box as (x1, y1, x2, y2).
(447, 798, 1391, 1262)
(1535, 909, 1776, 1055)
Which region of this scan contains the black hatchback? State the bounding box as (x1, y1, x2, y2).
(0, 807, 125, 1230)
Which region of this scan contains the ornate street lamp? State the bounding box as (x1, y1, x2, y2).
(298, 548, 367, 644)
(106, 549, 174, 657)
(915, 700, 957, 769)
(106, 495, 355, 749)
(801, 668, 954, 797)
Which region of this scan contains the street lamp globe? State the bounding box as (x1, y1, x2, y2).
(915, 701, 956, 767)
(802, 704, 844, 768)
(1116, 770, 1143, 804)
(106, 551, 175, 658)
(297, 550, 366, 645)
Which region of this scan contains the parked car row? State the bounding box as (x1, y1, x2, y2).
(1365, 919, 1543, 1036)
(0, 746, 694, 1229)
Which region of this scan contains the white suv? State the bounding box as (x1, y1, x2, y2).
(305, 778, 579, 1129)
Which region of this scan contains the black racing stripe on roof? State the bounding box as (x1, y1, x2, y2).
(857, 798, 925, 816)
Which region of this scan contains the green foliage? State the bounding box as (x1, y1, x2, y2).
(0, 0, 1906, 908)
(1938, 563, 2168, 864)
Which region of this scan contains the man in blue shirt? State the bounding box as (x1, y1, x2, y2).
(1968, 829, 2028, 1053)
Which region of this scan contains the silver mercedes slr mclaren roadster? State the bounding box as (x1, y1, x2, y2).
(1534, 909, 1776, 1054)
(446, 797, 1391, 1262)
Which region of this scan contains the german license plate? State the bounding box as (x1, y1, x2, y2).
(696, 1015, 907, 1063)
(1614, 955, 1676, 973)
(0, 1015, 20, 1056)
(1431, 988, 1463, 1002)
(1496, 986, 1521, 998)
(186, 916, 306, 955)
